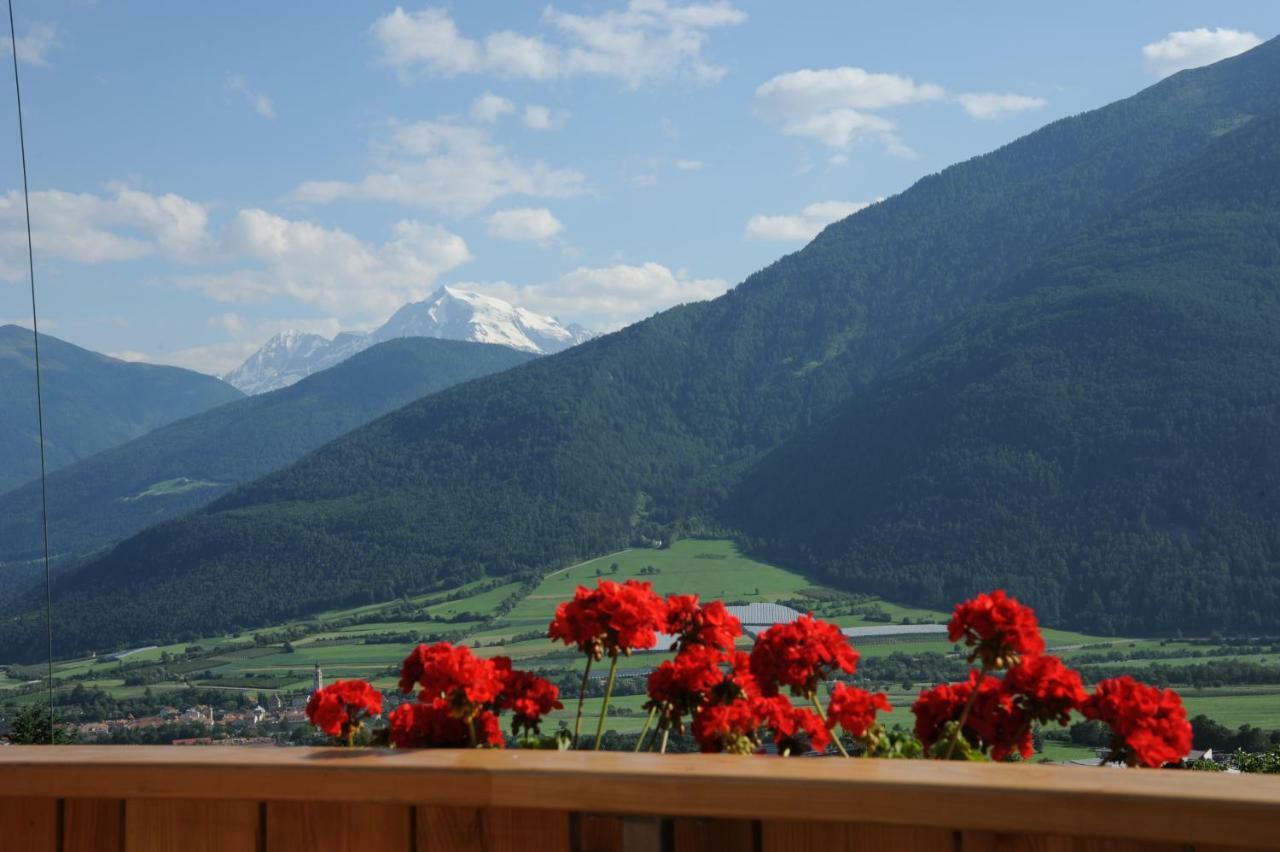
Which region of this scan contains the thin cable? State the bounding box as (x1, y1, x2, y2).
(7, 0, 55, 744)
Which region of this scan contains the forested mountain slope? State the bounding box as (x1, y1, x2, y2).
(3, 39, 1277, 658)
(727, 112, 1280, 635)
(0, 338, 533, 578)
(0, 325, 242, 494)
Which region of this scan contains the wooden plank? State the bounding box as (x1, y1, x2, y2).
(763, 820, 955, 852)
(125, 799, 260, 852)
(267, 802, 412, 851)
(64, 799, 124, 852)
(962, 833, 1185, 851)
(0, 748, 1278, 848)
(417, 806, 570, 852)
(674, 817, 755, 852)
(577, 813, 623, 852)
(0, 797, 58, 852)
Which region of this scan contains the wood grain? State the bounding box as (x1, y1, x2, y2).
(673, 817, 756, 852)
(962, 832, 1186, 851)
(125, 799, 260, 852)
(64, 799, 124, 852)
(577, 813, 623, 852)
(267, 802, 411, 851)
(0, 797, 58, 852)
(417, 806, 570, 852)
(763, 820, 955, 852)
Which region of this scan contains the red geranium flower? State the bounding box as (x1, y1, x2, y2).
(387, 698, 505, 749)
(757, 694, 832, 755)
(948, 590, 1045, 669)
(749, 615, 858, 698)
(691, 698, 760, 754)
(305, 679, 383, 742)
(1002, 655, 1087, 725)
(1082, 676, 1191, 768)
(826, 683, 891, 739)
(548, 579, 666, 660)
(647, 644, 730, 732)
(664, 595, 742, 652)
(912, 671, 1031, 760)
(399, 642, 505, 709)
(496, 667, 563, 736)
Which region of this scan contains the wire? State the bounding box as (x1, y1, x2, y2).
(6, 0, 56, 744)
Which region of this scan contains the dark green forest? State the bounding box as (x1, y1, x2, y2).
(728, 112, 1280, 635)
(2, 38, 1279, 659)
(0, 325, 242, 493)
(0, 337, 534, 584)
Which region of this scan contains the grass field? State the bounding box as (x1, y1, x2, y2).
(6, 538, 1279, 745)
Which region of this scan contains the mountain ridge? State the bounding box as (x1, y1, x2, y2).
(0, 337, 535, 590)
(0, 325, 243, 494)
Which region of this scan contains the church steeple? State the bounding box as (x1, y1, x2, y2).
(311, 662, 323, 695)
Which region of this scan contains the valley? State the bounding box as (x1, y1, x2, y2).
(5, 539, 1276, 754)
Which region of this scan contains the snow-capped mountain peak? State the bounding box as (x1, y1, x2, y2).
(223, 288, 593, 394)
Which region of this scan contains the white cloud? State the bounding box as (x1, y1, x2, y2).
(468, 261, 728, 330)
(486, 207, 564, 243)
(370, 2, 746, 88)
(745, 200, 875, 242)
(754, 66, 942, 153)
(4, 21, 58, 67)
(176, 210, 472, 318)
(228, 74, 276, 118)
(0, 186, 211, 277)
(1142, 28, 1262, 77)
(523, 104, 569, 131)
(755, 67, 945, 116)
(470, 92, 515, 123)
(292, 119, 587, 215)
(674, 159, 703, 171)
(956, 92, 1047, 119)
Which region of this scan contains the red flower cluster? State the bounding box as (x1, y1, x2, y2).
(642, 613, 860, 756)
(387, 643, 560, 748)
(664, 595, 742, 652)
(826, 683, 891, 740)
(749, 615, 858, 697)
(305, 680, 383, 741)
(948, 590, 1045, 669)
(913, 671, 1033, 761)
(496, 665, 564, 737)
(387, 699, 503, 749)
(1003, 654, 1087, 726)
(1083, 676, 1192, 767)
(548, 579, 666, 660)
(758, 695, 831, 755)
(399, 642, 506, 708)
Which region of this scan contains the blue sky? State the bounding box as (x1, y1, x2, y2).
(0, 1, 1273, 375)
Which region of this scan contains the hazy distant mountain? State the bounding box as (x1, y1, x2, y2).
(0, 337, 534, 589)
(223, 287, 592, 394)
(0, 325, 242, 494)
(9, 38, 1280, 657)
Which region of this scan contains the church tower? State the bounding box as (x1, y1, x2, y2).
(311, 662, 323, 695)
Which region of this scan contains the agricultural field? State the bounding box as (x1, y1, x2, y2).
(4, 539, 1279, 751)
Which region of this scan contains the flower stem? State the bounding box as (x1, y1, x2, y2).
(635, 705, 657, 752)
(572, 657, 593, 748)
(659, 725, 670, 754)
(593, 653, 620, 751)
(809, 692, 850, 757)
(943, 667, 986, 760)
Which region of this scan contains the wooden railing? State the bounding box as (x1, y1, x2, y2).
(0, 746, 1277, 851)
